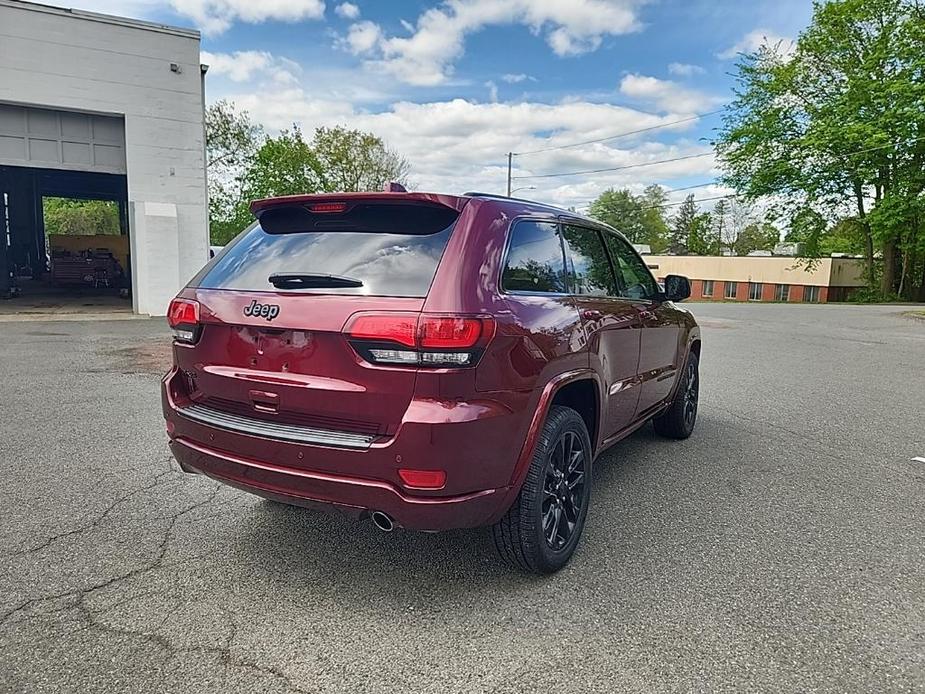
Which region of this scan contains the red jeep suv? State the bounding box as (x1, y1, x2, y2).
(162, 191, 700, 573)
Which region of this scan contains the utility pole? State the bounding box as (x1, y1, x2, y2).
(506, 152, 513, 197)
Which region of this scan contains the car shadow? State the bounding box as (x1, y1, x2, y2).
(227, 415, 726, 592)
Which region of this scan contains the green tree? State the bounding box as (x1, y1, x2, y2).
(206, 115, 414, 245)
(716, 0, 925, 299)
(588, 186, 669, 251)
(733, 222, 780, 256)
(588, 189, 646, 243)
(669, 195, 699, 255)
(43, 198, 120, 236)
(639, 185, 670, 252)
(311, 127, 410, 193)
(205, 101, 264, 244)
(785, 208, 867, 257)
(689, 212, 720, 255)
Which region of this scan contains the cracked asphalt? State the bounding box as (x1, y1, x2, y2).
(1, 303, 923, 693)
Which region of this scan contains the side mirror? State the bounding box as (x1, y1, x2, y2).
(663, 274, 691, 302)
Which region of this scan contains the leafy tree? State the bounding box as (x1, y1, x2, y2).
(205, 112, 414, 245)
(786, 208, 867, 257)
(206, 100, 263, 179)
(588, 189, 646, 243)
(669, 195, 699, 255)
(689, 212, 720, 255)
(716, 0, 925, 299)
(241, 127, 322, 202)
(43, 198, 120, 236)
(206, 101, 264, 244)
(312, 127, 410, 193)
(639, 185, 670, 252)
(733, 222, 780, 256)
(588, 186, 669, 251)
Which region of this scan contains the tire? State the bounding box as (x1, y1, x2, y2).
(653, 350, 699, 439)
(492, 405, 593, 574)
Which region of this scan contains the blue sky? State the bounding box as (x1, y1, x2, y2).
(71, 0, 813, 209)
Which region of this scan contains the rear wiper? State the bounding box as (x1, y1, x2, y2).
(268, 273, 364, 289)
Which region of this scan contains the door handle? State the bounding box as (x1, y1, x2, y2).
(581, 309, 604, 320)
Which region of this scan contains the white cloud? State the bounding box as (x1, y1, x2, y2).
(170, 0, 326, 34)
(718, 28, 795, 60)
(334, 2, 360, 19)
(339, 20, 383, 54)
(667, 62, 704, 77)
(619, 73, 722, 113)
(201, 50, 300, 84)
(485, 81, 499, 103)
(501, 73, 535, 84)
(347, 0, 644, 86)
(222, 89, 717, 209)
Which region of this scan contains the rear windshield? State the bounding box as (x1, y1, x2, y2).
(195, 204, 458, 298)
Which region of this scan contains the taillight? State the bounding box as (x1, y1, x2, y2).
(167, 298, 201, 344)
(344, 313, 494, 368)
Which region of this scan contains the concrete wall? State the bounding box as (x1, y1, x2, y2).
(829, 258, 866, 287)
(0, 0, 207, 315)
(643, 255, 866, 289)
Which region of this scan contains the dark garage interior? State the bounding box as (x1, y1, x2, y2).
(0, 163, 131, 315)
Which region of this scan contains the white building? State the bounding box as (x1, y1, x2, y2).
(0, 0, 208, 315)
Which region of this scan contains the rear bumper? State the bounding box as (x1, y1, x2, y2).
(162, 368, 523, 531)
(169, 437, 508, 530)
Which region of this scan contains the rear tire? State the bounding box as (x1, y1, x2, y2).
(653, 351, 699, 439)
(492, 406, 592, 574)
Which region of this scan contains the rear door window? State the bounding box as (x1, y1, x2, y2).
(561, 225, 617, 296)
(194, 203, 458, 298)
(603, 233, 660, 300)
(501, 220, 567, 293)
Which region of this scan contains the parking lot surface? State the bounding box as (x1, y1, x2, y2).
(1, 303, 923, 693)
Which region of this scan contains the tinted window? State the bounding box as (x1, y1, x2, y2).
(603, 233, 660, 300)
(561, 225, 616, 296)
(196, 221, 455, 297)
(502, 220, 567, 293)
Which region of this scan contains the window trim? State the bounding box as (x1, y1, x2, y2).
(498, 216, 571, 297)
(748, 282, 763, 302)
(570, 219, 661, 304)
(560, 222, 622, 298)
(702, 279, 715, 297)
(724, 281, 738, 299)
(498, 215, 663, 303)
(775, 283, 790, 302)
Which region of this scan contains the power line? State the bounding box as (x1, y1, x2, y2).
(654, 181, 724, 194)
(513, 151, 713, 180)
(513, 110, 724, 156)
(642, 193, 739, 211)
(514, 133, 925, 185)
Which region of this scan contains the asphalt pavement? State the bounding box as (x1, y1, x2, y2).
(0, 303, 923, 693)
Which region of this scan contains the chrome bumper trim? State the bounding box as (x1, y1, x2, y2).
(177, 404, 377, 449)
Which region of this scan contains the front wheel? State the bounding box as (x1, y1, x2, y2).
(492, 406, 592, 574)
(653, 350, 699, 439)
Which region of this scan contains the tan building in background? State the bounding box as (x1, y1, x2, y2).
(643, 255, 866, 303)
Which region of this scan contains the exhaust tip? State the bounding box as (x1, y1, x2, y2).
(370, 511, 395, 533)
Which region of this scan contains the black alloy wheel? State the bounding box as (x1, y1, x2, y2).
(542, 430, 586, 551)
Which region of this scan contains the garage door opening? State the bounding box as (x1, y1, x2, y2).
(1, 165, 132, 318)
(0, 103, 132, 318)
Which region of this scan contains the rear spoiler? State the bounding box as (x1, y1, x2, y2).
(250, 192, 469, 215)
(250, 193, 468, 235)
